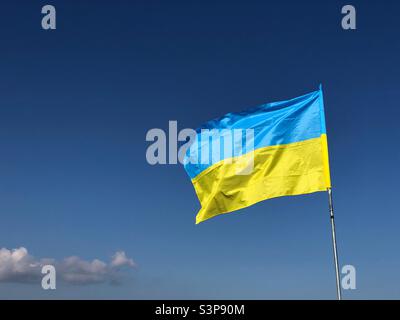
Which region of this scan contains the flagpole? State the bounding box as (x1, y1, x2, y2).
(327, 187, 342, 300)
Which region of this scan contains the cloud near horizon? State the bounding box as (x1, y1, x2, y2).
(0, 247, 136, 285)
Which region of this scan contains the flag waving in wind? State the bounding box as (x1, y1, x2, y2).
(184, 86, 331, 224)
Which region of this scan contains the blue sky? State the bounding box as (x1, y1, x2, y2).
(0, 0, 399, 299)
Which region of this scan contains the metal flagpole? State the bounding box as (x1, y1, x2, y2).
(327, 187, 342, 300)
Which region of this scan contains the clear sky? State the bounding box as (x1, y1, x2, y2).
(0, 0, 399, 299)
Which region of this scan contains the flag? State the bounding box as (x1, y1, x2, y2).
(184, 87, 331, 224)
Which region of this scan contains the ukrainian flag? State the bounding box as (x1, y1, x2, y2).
(184, 87, 331, 224)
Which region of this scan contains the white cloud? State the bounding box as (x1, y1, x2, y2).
(0, 247, 136, 285)
(111, 251, 136, 268)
